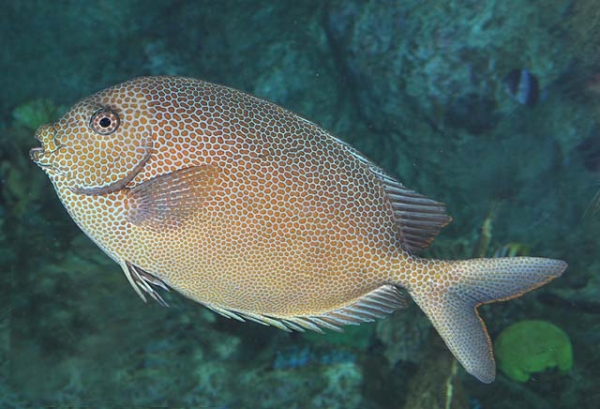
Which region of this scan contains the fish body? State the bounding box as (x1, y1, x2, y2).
(31, 76, 566, 383)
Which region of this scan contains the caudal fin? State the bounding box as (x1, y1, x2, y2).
(408, 257, 567, 383)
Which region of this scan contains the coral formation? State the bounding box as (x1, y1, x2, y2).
(401, 336, 468, 409)
(494, 320, 573, 382)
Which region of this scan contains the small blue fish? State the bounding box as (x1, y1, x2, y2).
(503, 69, 540, 106)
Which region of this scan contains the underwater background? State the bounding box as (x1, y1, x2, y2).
(1, 0, 599, 408)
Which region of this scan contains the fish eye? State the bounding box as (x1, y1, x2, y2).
(90, 108, 120, 135)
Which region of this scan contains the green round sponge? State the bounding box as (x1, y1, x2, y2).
(494, 320, 572, 382)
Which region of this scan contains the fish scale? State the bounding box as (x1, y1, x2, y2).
(30, 76, 567, 383)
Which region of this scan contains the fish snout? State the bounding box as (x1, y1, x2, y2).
(30, 124, 60, 167)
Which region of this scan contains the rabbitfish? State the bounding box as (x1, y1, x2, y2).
(30, 76, 567, 383)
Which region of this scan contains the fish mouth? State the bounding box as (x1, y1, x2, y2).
(30, 124, 62, 169)
(29, 146, 45, 163)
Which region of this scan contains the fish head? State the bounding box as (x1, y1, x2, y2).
(30, 81, 154, 194)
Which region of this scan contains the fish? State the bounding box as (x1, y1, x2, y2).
(30, 76, 567, 383)
(503, 69, 540, 106)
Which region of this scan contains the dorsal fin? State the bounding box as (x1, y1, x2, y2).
(379, 175, 452, 253)
(204, 284, 406, 333)
(328, 134, 452, 253)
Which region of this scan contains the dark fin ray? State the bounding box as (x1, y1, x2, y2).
(119, 260, 170, 306)
(382, 181, 452, 253)
(125, 165, 220, 230)
(408, 257, 567, 383)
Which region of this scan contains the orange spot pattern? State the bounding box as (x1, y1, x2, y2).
(36, 76, 440, 318)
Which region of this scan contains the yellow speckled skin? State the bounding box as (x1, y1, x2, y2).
(31, 76, 566, 383)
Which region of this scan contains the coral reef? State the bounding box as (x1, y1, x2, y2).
(376, 306, 431, 368)
(2, 1, 596, 408)
(401, 335, 469, 409)
(273, 345, 356, 370)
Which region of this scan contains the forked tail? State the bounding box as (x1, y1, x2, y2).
(407, 257, 567, 383)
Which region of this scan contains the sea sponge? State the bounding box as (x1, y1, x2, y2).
(494, 320, 573, 382)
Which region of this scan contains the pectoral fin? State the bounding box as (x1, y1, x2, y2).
(125, 165, 220, 230)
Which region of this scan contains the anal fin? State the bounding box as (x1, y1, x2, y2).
(203, 284, 407, 333)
